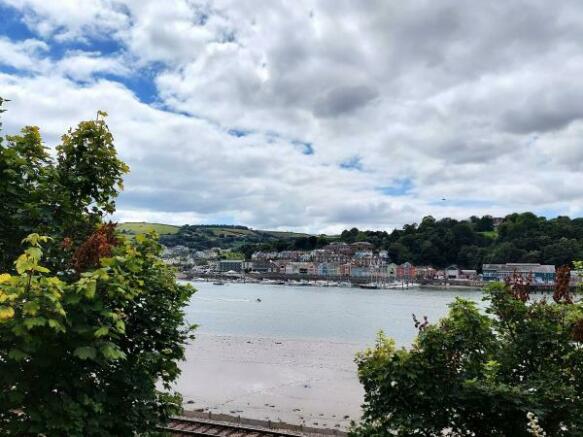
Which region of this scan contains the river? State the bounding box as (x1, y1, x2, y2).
(175, 281, 483, 429)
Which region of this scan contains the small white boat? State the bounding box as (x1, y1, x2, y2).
(359, 283, 379, 289)
(213, 281, 225, 285)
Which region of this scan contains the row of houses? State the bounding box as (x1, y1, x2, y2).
(166, 242, 572, 285)
(216, 259, 479, 282)
(218, 260, 570, 285)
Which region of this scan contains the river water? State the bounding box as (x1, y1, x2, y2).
(176, 281, 483, 429)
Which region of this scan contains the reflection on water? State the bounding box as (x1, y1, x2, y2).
(184, 281, 483, 346)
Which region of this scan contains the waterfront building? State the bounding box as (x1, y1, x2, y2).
(445, 265, 459, 280)
(250, 261, 279, 273)
(285, 262, 316, 275)
(317, 262, 339, 276)
(459, 269, 478, 280)
(415, 266, 436, 281)
(396, 262, 416, 281)
(339, 262, 352, 277)
(350, 266, 372, 278)
(218, 260, 244, 273)
(482, 263, 556, 284)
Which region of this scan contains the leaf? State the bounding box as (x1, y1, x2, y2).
(0, 306, 15, 321)
(23, 317, 46, 329)
(114, 320, 125, 333)
(15, 254, 33, 275)
(23, 301, 40, 316)
(48, 319, 65, 333)
(100, 343, 126, 361)
(74, 346, 97, 360)
(25, 247, 42, 261)
(33, 265, 50, 273)
(8, 349, 28, 361)
(84, 280, 97, 299)
(94, 326, 109, 338)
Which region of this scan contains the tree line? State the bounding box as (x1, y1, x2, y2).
(340, 213, 583, 268)
(163, 213, 583, 268)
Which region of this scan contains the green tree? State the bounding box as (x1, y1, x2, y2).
(352, 282, 583, 436)
(0, 104, 129, 272)
(0, 100, 195, 436)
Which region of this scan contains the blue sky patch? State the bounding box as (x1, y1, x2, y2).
(228, 128, 252, 137)
(0, 4, 36, 41)
(340, 155, 363, 171)
(292, 140, 314, 155)
(377, 178, 413, 196)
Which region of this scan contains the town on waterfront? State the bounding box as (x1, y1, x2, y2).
(144, 212, 583, 291)
(165, 240, 575, 290)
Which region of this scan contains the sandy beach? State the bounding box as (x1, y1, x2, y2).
(176, 334, 364, 430)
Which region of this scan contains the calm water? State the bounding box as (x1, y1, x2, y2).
(184, 281, 483, 346)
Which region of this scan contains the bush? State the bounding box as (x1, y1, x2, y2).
(352, 282, 583, 436)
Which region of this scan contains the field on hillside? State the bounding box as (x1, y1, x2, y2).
(118, 222, 180, 235)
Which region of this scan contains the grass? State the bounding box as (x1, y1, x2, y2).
(261, 230, 311, 238)
(118, 222, 180, 236)
(206, 227, 255, 237)
(480, 230, 498, 239)
(118, 222, 316, 239)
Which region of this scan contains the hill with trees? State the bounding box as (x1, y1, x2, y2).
(339, 213, 583, 268)
(150, 213, 583, 268)
(158, 224, 318, 258)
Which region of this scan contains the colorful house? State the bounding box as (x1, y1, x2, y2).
(396, 262, 416, 281)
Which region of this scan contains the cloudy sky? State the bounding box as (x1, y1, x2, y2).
(1, 1, 583, 233)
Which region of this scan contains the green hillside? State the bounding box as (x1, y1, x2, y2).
(118, 222, 180, 236)
(154, 224, 326, 257)
(117, 223, 316, 255)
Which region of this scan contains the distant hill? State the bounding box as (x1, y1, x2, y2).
(158, 224, 316, 254)
(118, 222, 319, 256)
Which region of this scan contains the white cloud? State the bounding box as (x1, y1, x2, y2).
(0, 36, 49, 71)
(2, 0, 583, 232)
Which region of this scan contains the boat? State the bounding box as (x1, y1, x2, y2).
(359, 283, 379, 289)
(213, 281, 225, 285)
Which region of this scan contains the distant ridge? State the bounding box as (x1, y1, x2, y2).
(117, 222, 312, 237)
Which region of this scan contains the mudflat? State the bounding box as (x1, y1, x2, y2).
(176, 334, 364, 430)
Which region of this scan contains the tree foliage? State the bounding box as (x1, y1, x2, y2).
(352, 282, 583, 436)
(0, 104, 129, 272)
(339, 213, 583, 268)
(0, 99, 195, 436)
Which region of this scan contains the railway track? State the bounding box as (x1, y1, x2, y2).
(159, 416, 310, 437)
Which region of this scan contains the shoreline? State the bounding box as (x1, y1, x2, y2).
(183, 276, 486, 291)
(175, 333, 364, 431)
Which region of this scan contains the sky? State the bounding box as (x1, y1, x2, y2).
(1, 1, 583, 234)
